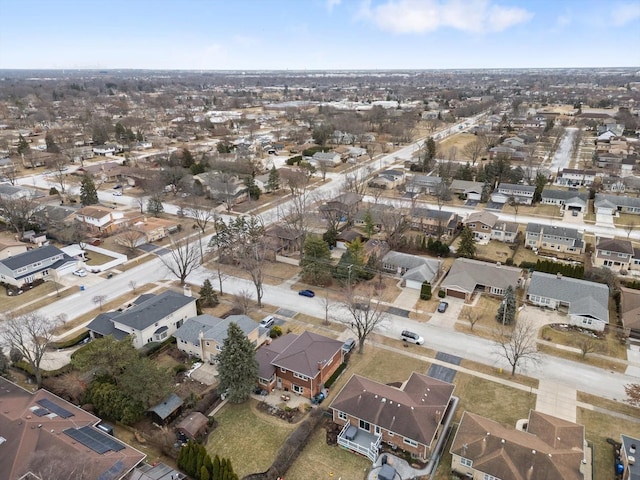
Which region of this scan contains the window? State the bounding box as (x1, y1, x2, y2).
(281, 368, 287, 373)
(338, 411, 347, 421)
(460, 457, 473, 467)
(41, 269, 49, 276)
(403, 437, 418, 447)
(483, 474, 501, 480)
(359, 420, 370, 431)
(293, 372, 308, 381)
(216, 345, 222, 351)
(292, 384, 304, 394)
(205, 341, 210, 346)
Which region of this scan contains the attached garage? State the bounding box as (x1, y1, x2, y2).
(445, 288, 468, 300)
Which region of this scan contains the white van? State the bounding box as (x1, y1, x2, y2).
(401, 330, 424, 345)
(260, 316, 275, 329)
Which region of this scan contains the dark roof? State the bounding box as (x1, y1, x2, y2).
(112, 291, 195, 331)
(148, 393, 183, 421)
(451, 410, 584, 480)
(271, 331, 343, 379)
(176, 412, 208, 439)
(596, 238, 634, 254)
(526, 223, 581, 240)
(0, 245, 64, 271)
(86, 312, 130, 340)
(256, 333, 298, 380)
(330, 373, 454, 447)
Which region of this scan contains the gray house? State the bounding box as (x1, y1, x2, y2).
(87, 291, 197, 349)
(527, 272, 609, 331)
(525, 223, 584, 255)
(173, 314, 259, 362)
(381, 251, 442, 290)
(493, 183, 536, 205)
(441, 258, 521, 301)
(540, 189, 588, 212)
(406, 175, 442, 195)
(594, 194, 640, 216)
(0, 245, 77, 287)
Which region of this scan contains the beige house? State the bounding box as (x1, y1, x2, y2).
(441, 258, 521, 301)
(463, 211, 498, 242)
(75, 205, 128, 235)
(173, 314, 260, 363)
(592, 238, 638, 271)
(451, 410, 588, 480)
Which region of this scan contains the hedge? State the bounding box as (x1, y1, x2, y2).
(12, 360, 73, 379)
(324, 362, 347, 389)
(50, 330, 90, 349)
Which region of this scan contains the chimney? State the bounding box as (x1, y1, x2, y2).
(183, 284, 192, 297)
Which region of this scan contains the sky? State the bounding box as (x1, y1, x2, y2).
(0, 0, 639, 70)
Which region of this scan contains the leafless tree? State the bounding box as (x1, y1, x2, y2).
(317, 159, 332, 181)
(92, 294, 107, 310)
(320, 289, 333, 326)
(340, 286, 388, 354)
(232, 289, 253, 315)
(28, 448, 94, 480)
(46, 154, 70, 195)
(462, 139, 485, 166)
(115, 229, 145, 255)
(494, 318, 540, 376)
(625, 221, 636, 239)
(576, 336, 603, 358)
(159, 234, 201, 285)
(379, 207, 408, 250)
(133, 195, 147, 214)
(187, 203, 215, 234)
(508, 196, 520, 223)
(344, 166, 373, 196)
(129, 280, 138, 294)
(0, 312, 62, 388)
(235, 216, 268, 307)
(625, 383, 640, 407)
(461, 310, 482, 331)
(3, 157, 19, 185)
(47, 270, 62, 297)
(0, 192, 40, 236)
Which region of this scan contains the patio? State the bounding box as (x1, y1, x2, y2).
(337, 422, 381, 463)
(250, 389, 310, 409)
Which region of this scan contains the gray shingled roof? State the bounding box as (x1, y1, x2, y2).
(527, 272, 609, 323)
(148, 393, 183, 421)
(499, 183, 536, 193)
(525, 223, 581, 240)
(541, 189, 588, 203)
(86, 312, 130, 340)
(0, 245, 64, 271)
(112, 291, 195, 331)
(595, 193, 640, 209)
(442, 258, 521, 294)
(596, 238, 634, 254)
(173, 314, 257, 346)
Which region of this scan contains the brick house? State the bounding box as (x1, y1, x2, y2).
(463, 211, 498, 242)
(330, 372, 455, 462)
(256, 331, 343, 399)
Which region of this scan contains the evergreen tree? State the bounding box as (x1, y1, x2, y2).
(245, 175, 260, 200)
(496, 285, 517, 325)
(17, 134, 30, 155)
(45, 132, 60, 153)
(195, 445, 205, 479)
(182, 148, 195, 168)
(199, 279, 219, 307)
(203, 455, 213, 475)
(79, 174, 99, 205)
(213, 455, 221, 480)
(217, 323, 258, 403)
(267, 165, 280, 191)
(147, 195, 164, 217)
(300, 236, 333, 285)
(362, 210, 375, 238)
(187, 442, 198, 477)
(201, 466, 211, 480)
(457, 226, 476, 259)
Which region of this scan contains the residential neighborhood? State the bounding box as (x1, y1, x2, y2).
(1, 47, 640, 480)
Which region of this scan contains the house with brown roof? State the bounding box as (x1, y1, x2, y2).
(463, 211, 498, 242)
(450, 410, 588, 480)
(256, 331, 343, 399)
(75, 205, 128, 235)
(409, 207, 460, 238)
(329, 372, 455, 462)
(441, 258, 522, 301)
(621, 287, 640, 340)
(0, 377, 145, 480)
(593, 238, 639, 271)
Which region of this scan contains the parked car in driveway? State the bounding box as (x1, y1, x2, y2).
(73, 269, 87, 277)
(112, 190, 122, 196)
(401, 330, 424, 345)
(437, 301, 449, 313)
(342, 338, 356, 353)
(259, 316, 275, 329)
(298, 289, 315, 297)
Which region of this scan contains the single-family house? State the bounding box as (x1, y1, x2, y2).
(115, 216, 179, 246)
(194, 172, 248, 206)
(556, 168, 597, 187)
(255, 331, 343, 399)
(75, 205, 127, 235)
(620, 435, 640, 480)
(312, 151, 341, 167)
(380, 251, 442, 289)
(525, 223, 584, 256)
(368, 170, 405, 190)
(173, 314, 260, 363)
(592, 238, 639, 271)
(502, 136, 526, 148)
(493, 183, 536, 205)
(409, 208, 460, 237)
(450, 410, 587, 480)
(0, 183, 36, 201)
(595, 194, 640, 216)
(441, 258, 521, 301)
(330, 372, 455, 462)
(527, 272, 610, 331)
(621, 287, 640, 340)
(450, 180, 484, 201)
(32, 204, 78, 231)
(406, 175, 442, 195)
(0, 377, 146, 480)
(265, 224, 303, 254)
(490, 220, 519, 243)
(0, 245, 77, 287)
(86, 290, 197, 349)
(320, 192, 361, 224)
(353, 204, 394, 232)
(489, 145, 516, 160)
(541, 189, 588, 212)
(77, 161, 123, 182)
(463, 211, 498, 242)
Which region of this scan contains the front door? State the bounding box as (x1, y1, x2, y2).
(375, 425, 381, 436)
(277, 377, 282, 389)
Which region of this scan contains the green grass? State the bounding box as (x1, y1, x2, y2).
(206, 400, 296, 478)
(578, 408, 640, 480)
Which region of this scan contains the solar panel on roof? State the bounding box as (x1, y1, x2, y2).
(37, 398, 74, 418)
(32, 407, 49, 417)
(79, 426, 126, 452)
(98, 460, 125, 480)
(64, 428, 110, 454)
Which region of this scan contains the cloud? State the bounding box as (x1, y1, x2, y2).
(359, 0, 533, 34)
(556, 10, 572, 28)
(610, 2, 640, 26)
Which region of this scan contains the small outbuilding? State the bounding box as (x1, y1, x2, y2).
(176, 412, 209, 440)
(148, 393, 183, 425)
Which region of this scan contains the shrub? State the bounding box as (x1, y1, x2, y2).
(324, 362, 347, 389)
(50, 331, 90, 349)
(49, 187, 59, 195)
(420, 281, 432, 301)
(438, 289, 446, 298)
(174, 364, 188, 375)
(505, 257, 514, 266)
(269, 325, 283, 338)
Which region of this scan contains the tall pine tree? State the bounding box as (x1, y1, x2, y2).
(217, 323, 258, 403)
(79, 174, 99, 205)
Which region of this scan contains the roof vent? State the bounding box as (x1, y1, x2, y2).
(631, 444, 637, 454)
(629, 456, 636, 466)
(532, 450, 536, 455)
(501, 439, 505, 444)
(381, 398, 386, 403)
(374, 395, 378, 399)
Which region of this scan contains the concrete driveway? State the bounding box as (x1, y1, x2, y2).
(428, 297, 465, 329)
